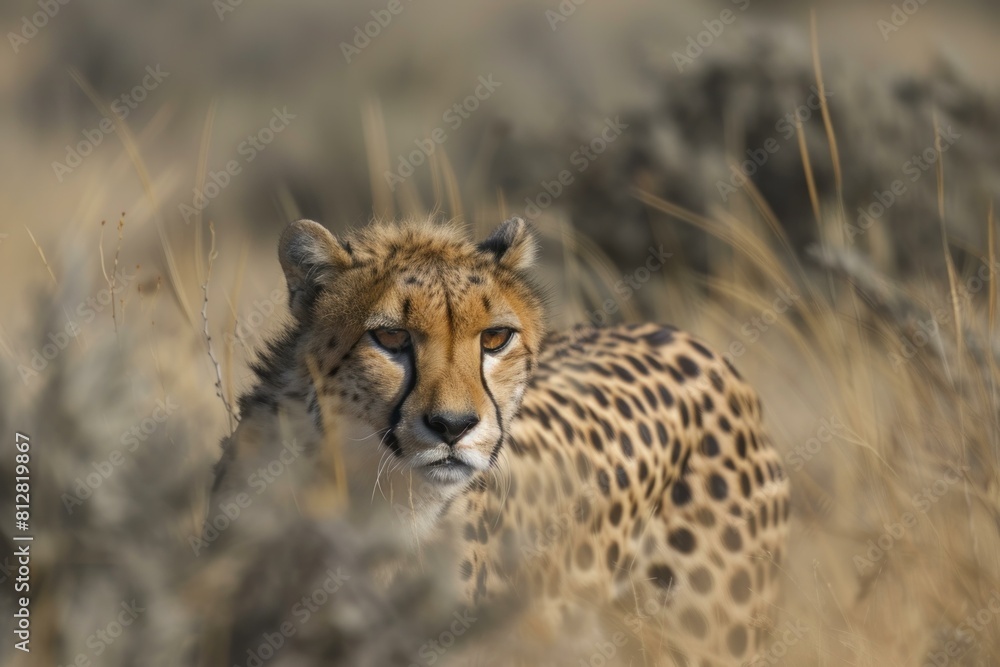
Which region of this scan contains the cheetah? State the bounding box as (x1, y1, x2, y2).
(209, 217, 790, 665)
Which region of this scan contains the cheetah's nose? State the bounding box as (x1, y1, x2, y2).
(424, 412, 480, 445)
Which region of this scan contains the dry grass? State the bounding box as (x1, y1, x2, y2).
(2, 5, 999, 665)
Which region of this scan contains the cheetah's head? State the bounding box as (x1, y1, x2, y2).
(279, 217, 545, 488)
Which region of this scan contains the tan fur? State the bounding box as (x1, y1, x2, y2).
(211, 217, 790, 665)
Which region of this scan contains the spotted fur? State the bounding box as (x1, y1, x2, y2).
(211, 218, 790, 665)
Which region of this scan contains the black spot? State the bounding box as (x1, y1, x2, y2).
(464, 523, 477, 541)
(735, 432, 747, 458)
(690, 340, 714, 359)
(609, 502, 623, 526)
(668, 528, 696, 554)
(680, 608, 707, 638)
(690, 567, 713, 594)
(739, 472, 751, 498)
(624, 355, 649, 376)
(677, 355, 700, 377)
(575, 543, 594, 569)
(695, 508, 715, 527)
(669, 438, 681, 465)
(460, 560, 474, 581)
(648, 564, 676, 590)
(638, 423, 653, 447)
(644, 327, 675, 347)
(589, 429, 604, 452)
(657, 422, 669, 448)
(404, 275, 419, 284)
(615, 465, 629, 489)
(607, 543, 620, 570)
(597, 469, 611, 496)
(638, 460, 649, 482)
(700, 434, 720, 457)
(702, 393, 714, 412)
(760, 503, 769, 529)
(469, 275, 484, 284)
(730, 569, 752, 603)
(754, 465, 766, 486)
(590, 385, 609, 407)
(719, 415, 732, 432)
(620, 432, 634, 458)
(679, 401, 690, 427)
(729, 395, 742, 417)
(642, 386, 658, 410)
(575, 452, 591, 480)
(657, 384, 675, 407)
(611, 364, 636, 383)
(722, 526, 743, 552)
(667, 365, 685, 383)
(727, 626, 748, 657)
(600, 417, 615, 441)
(747, 513, 757, 538)
(402, 298, 412, 319)
(708, 473, 728, 500)
(615, 397, 633, 419)
(708, 369, 724, 392)
(547, 389, 569, 405)
(671, 479, 692, 506)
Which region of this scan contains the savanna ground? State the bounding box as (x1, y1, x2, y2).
(1, 0, 1000, 665)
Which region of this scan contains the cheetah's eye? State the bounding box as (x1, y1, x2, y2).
(371, 328, 411, 353)
(481, 327, 515, 353)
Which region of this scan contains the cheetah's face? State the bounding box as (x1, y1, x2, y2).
(279, 218, 545, 489)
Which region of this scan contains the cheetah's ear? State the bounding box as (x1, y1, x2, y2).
(476, 217, 536, 272)
(278, 219, 352, 318)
